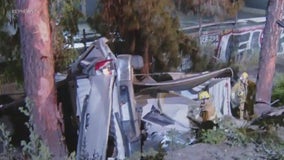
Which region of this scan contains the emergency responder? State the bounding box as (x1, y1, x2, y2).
(198, 91, 217, 125)
(231, 72, 249, 120)
(187, 91, 217, 129)
(187, 91, 217, 144)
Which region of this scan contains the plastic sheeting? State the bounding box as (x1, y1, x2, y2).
(208, 78, 232, 117)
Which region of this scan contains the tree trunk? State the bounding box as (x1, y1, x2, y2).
(17, 0, 67, 158)
(129, 31, 136, 54)
(255, 0, 284, 115)
(142, 40, 150, 74)
(198, 0, 203, 46)
(177, 0, 181, 11)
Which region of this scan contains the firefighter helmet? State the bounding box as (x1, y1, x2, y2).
(198, 91, 210, 100)
(240, 72, 248, 82)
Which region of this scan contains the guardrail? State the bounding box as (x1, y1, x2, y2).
(180, 17, 266, 31)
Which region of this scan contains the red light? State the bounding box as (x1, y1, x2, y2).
(94, 59, 113, 70)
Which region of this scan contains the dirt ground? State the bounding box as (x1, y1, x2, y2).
(165, 143, 261, 160)
(164, 139, 282, 160)
(161, 118, 284, 160)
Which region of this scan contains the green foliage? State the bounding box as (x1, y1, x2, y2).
(200, 118, 284, 159)
(0, 0, 82, 85)
(257, 140, 284, 160)
(252, 130, 284, 160)
(49, 0, 81, 72)
(172, 0, 194, 14)
(201, 0, 244, 20)
(226, 128, 252, 146)
(19, 98, 52, 160)
(142, 147, 166, 160)
(272, 74, 284, 106)
(0, 98, 76, 159)
(0, 1, 23, 85)
(52, 24, 79, 72)
(201, 128, 227, 144)
(128, 146, 165, 160)
(0, 1, 14, 27)
(60, 0, 82, 35)
(200, 119, 250, 146)
(175, 0, 244, 20)
(0, 29, 23, 84)
(0, 123, 18, 159)
(65, 151, 76, 160)
(55, 48, 79, 72)
(91, 0, 197, 72)
(189, 43, 228, 72)
(50, 0, 83, 36)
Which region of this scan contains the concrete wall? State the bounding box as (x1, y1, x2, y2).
(196, 21, 284, 62)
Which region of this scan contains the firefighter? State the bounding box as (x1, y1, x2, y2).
(187, 91, 217, 129)
(231, 72, 249, 120)
(198, 91, 217, 124)
(187, 91, 217, 144)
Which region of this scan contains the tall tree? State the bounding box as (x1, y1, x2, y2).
(255, 0, 284, 115)
(16, 0, 67, 158)
(91, 0, 197, 73)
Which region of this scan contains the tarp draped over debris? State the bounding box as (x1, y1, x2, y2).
(132, 68, 233, 150)
(134, 67, 233, 91)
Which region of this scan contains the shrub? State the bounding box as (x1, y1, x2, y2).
(272, 74, 284, 106)
(0, 123, 18, 160)
(19, 98, 52, 160)
(200, 128, 227, 144)
(0, 98, 76, 159)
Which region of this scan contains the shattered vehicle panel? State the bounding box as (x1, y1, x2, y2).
(136, 75, 232, 148)
(70, 38, 141, 159)
(68, 37, 234, 159)
(77, 75, 115, 159)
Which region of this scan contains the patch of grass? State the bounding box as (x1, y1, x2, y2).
(200, 128, 227, 144)
(253, 130, 284, 160)
(200, 119, 284, 159)
(272, 74, 284, 106)
(128, 147, 166, 160)
(142, 147, 166, 160)
(200, 117, 250, 146)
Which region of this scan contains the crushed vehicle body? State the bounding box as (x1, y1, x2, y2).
(68, 38, 142, 159)
(65, 37, 234, 159)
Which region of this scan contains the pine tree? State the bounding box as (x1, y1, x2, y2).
(255, 0, 284, 115)
(90, 0, 197, 73)
(16, 0, 68, 158)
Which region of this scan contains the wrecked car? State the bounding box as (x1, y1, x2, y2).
(66, 37, 143, 159)
(62, 37, 234, 159)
